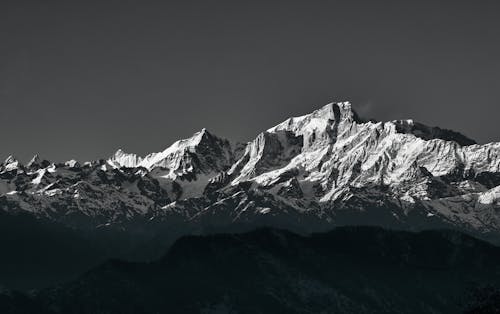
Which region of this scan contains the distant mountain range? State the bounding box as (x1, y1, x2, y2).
(1, 101, 499, 290)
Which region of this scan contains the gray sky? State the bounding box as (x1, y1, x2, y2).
(1, 0, 499, 163)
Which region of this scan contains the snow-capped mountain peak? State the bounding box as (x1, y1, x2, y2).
(105, 129, 236, 199)
(1, 155, 21, 173)
(3, 155, 18, 165)
(26, 154, 51, 170)
(26, 154, 40, 167)
(266, 101, 360, 150)
(1, 101, 500, 244)
(109, 129, 233, 173)
(108, 149, 142, 169)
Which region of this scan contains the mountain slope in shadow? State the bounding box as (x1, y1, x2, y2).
(3, 227, 500, 314)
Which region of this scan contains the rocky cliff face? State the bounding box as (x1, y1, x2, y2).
(1, 101, 500, 241)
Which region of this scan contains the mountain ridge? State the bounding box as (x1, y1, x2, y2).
(1, 100, 499, 250)
(3, 226, 500, 313)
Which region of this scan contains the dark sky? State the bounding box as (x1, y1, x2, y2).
(1, 0, 499, 163)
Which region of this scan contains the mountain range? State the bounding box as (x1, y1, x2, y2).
(1, 101, 499, 290)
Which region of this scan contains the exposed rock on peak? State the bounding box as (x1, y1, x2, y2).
(392, 119, 477, 146)
(108, 149, 142, 168)
(231, 130, 303, 182)
(26, 154, 40, 167)
(1, 155, 22, 173)
(26, 154, 51, 170)
(137, 129, 233, 175)
(0, 100, 499, 245)
(64, 159, 80, 168)
(3, 155, 18, 165)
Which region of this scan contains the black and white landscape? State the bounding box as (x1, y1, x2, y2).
(2, 1, 500, 313)
(1, 101, 500, 313)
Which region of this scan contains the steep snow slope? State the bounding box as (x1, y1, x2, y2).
(1, 101, 499, 241)
(108, 129, 235, 199)
(220, 102, 500, 234)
